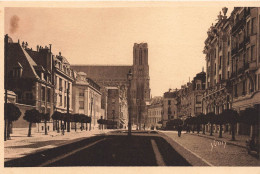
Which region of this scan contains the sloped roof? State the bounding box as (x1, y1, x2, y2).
(7, 43, 39, 79)
(71, 65, 132, 81)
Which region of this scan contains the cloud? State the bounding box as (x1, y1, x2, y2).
(9, 15, 20, 34)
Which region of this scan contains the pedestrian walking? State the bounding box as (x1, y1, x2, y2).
(177, 125, 183, 137)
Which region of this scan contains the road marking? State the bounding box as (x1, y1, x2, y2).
(163, 133, 213, 166)
(151, 139, 166, 166)
(38, 138, 106, 167)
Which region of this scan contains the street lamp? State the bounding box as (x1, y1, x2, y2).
(127, 69, 133, 136)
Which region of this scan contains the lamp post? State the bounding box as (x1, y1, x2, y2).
(127, 69, 133, 136)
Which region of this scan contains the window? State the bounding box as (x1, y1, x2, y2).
(247, 20, 250, 36)
(41, 86, 45, 101)
(79, 89, 84, 97)
(196, 95, 202, 104)
(228, 71, 230, 78)
(251, 45, 256, 61)
(242, 81, 246, 95)
(55, 76, 57, 89)
(251, 17, 256, 34)
(26, 92, 33, 100)
(246, 48, 250, 61)
(59, 78, 62, 90)
(227, 52, 230, 65)
(47, 88, 51, 102)
(219, 56, 222, 69)
(79, 101, 84, 109)
(64, 96, 66, 107)
(59, 94, 62, 106)
(214, 63, 216, 75)
(258, 74, 260, 90)
(64, 81, 67, 91)
(219, 74, 222, 81)
(197, 84, 201, 90)
(234, 84, 238, 97)
(168, 100, 171, 105)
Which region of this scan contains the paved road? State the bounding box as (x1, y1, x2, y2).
(5, 132, 191, 167)
(162, 131, 260, 166)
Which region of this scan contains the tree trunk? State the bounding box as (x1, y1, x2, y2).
(203, 124, 205, 134)
(197, 124, 200, 134)
(75, 122, 77, 132)
(210, 123, 213, 136)
(28, 122, 32, 137)
(7, 120, 11, 140)
(44, 120, 48, 135)
(86, 123, 88, 131)
(89, 121, 92, 131)
(81, 123, 83, 131)
(231, 123, 235, 141)
(57, 120, 60, 133)
(219, 124, 223, 138)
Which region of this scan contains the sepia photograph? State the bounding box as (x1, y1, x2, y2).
(1, 0, 260, 171)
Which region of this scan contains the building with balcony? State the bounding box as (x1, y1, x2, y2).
(203, 7, 260, 135)
(230, 7, 260, 135)
(53, 52, 75, 130)
(72, 72, 102, 130)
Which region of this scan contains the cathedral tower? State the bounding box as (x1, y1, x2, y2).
(131, 43, 150, 128)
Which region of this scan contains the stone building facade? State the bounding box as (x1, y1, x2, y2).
(5, 35, 54, 131)
(72, 72, 102, 130)
(71, 43, 151, 129)
(147, 96, 163, 129)
(203, 7, 260, 135)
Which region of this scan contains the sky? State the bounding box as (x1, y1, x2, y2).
(4, 3, 234, 97)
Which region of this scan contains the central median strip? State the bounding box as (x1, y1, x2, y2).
(151, 139, 166, 166)
(38, 138, 106, 167)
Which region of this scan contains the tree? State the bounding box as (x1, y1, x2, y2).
(52, 111, 62, 133)
(221, 109, 239, 141)
(197, 113, 208, 134)
(5, 103, 21, 140)
(207, 112, 216, 136)
(42, 113, 50, 135)
(215, 113, 226, 138)
(23, 109, 42, 137)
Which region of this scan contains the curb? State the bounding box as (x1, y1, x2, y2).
(188, 133, 246, 149)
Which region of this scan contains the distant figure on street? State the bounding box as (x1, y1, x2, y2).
(177, 125, 183, 137)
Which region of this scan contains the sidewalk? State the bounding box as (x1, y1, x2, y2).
(161, 131, 260, 166)
(187, 131, 249, 148)
(4, 128, 110, 162)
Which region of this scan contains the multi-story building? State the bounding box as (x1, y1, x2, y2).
(5, 35, 54, 131)
(147, 96, 163, 129)
(72, 72, 102, 130)
(203, 7, 260, 135)
(71, 43, 151, 129)
(53, 52, 75, 129)
(230, 7, 260, 135)
(162, 89, 179, 128)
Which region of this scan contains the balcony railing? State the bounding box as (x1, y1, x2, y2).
(232, 17, 245, 33)
(245, 36, 250, 44)
(231, 47, 238, 55)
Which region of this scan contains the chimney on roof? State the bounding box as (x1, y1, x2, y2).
(18, 39, 20, 44)
(49, 44, 52, 53)
(25, 42, 28, 49)
(22, 41, 24, 48)
(59, 52, 61, 56)
(202, 66, 204, 72)
(37, 45, 39, 52)
(175, 88, 177, 91)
